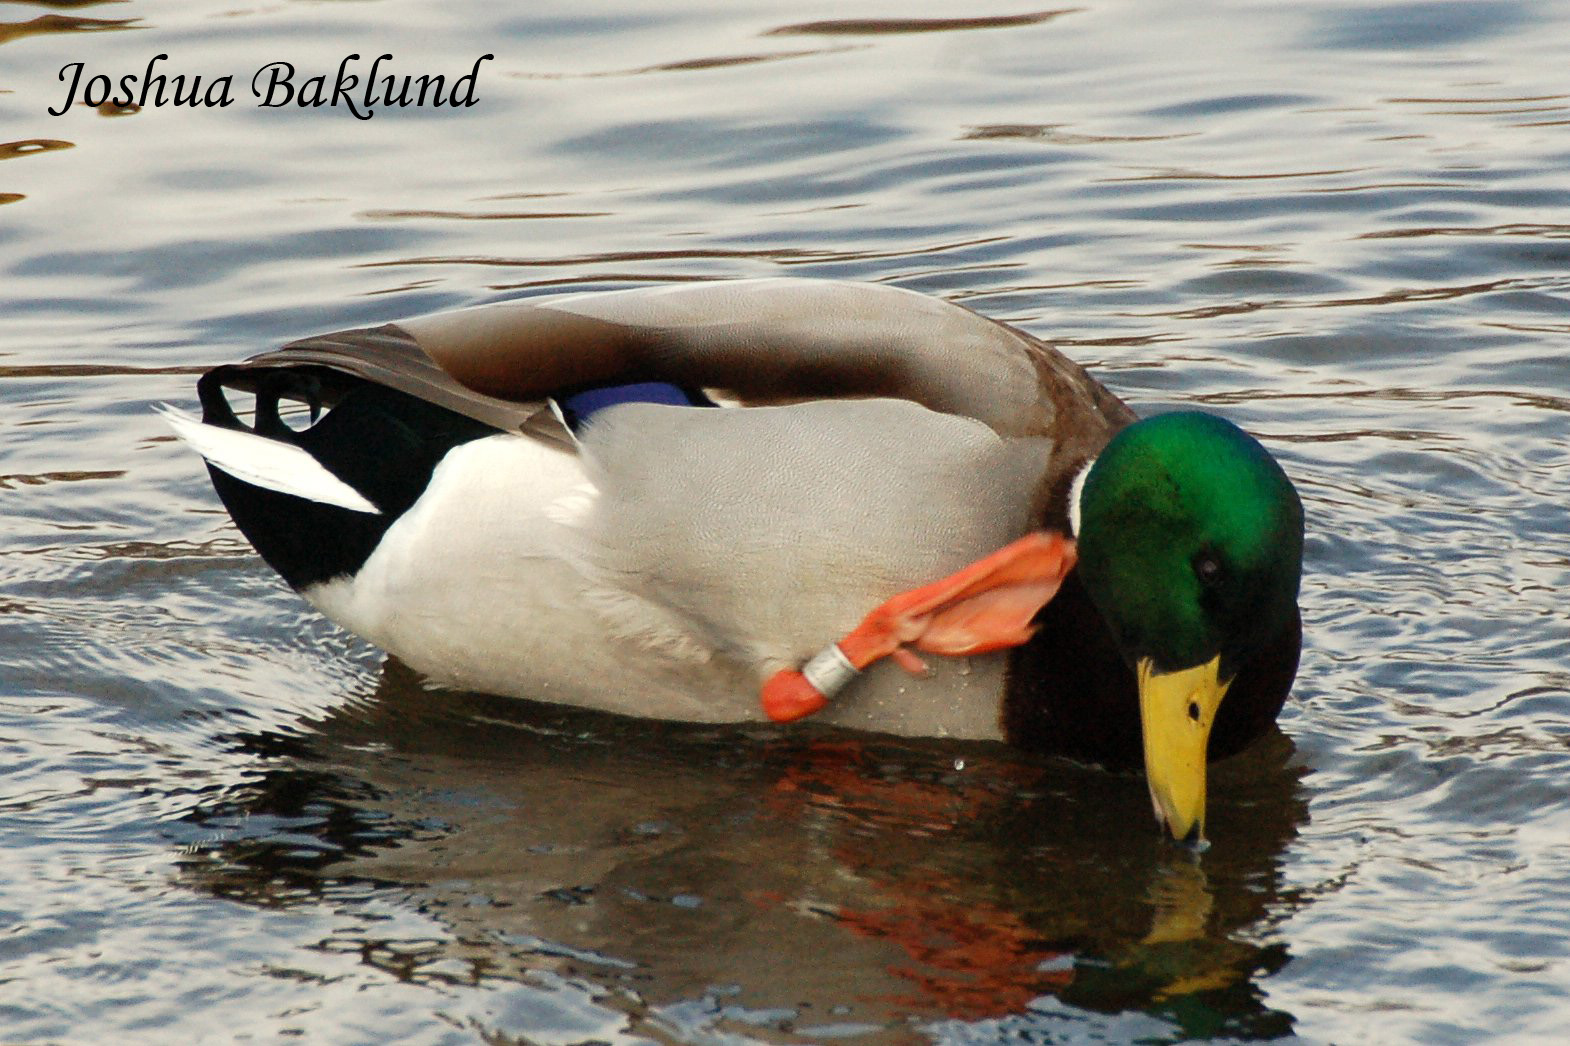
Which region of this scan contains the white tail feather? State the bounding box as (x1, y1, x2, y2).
(155, 404, 380, 515)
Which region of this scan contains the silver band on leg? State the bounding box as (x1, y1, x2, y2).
(800, 644, 859, 699)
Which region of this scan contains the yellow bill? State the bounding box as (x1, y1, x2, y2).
(1137, 655, 1230, 845)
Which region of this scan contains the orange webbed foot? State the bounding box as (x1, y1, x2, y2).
(761, 531, 1077, 723)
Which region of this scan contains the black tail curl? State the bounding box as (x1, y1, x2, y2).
(198, 364, 496, 590)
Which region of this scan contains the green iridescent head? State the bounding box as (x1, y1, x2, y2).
(1075, 411, 1303, 843)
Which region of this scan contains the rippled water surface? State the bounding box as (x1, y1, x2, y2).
(4, 1, 1569, 1042)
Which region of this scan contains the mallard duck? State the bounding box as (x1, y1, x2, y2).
(163, 279, 1303, 843)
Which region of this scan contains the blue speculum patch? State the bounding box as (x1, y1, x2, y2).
(558, 382, 710, 430)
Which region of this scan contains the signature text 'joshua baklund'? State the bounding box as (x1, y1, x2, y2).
(49, 54, 494, 119)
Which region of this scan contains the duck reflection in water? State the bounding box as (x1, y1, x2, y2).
(180, 662, 1308, 1039)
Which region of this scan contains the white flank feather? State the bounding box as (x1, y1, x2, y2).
(155, 404, 380, 515)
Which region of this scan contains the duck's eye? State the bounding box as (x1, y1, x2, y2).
(1193, 552, 1223, 587)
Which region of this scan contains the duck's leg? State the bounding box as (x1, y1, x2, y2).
(761, 531, 1077, 722)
